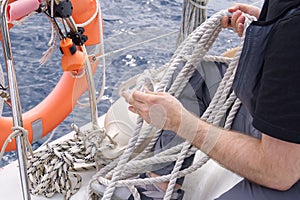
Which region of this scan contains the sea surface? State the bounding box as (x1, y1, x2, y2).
(0, 0, 260, 167)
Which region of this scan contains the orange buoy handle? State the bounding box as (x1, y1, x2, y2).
(60, 38, 86, 71)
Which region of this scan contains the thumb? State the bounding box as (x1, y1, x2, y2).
(228, 3, 249, 12)
(228, 3, 261, 18)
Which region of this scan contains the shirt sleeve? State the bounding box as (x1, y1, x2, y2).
(252, 13, 300, 143)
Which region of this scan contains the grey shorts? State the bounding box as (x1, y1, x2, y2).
(216, 178, 300, 200)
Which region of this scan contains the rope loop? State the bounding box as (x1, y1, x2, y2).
(0, 126, 32, 160)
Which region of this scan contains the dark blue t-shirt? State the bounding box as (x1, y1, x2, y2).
(251, 0, 300, 143)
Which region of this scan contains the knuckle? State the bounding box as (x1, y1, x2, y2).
(132, 91, 138, 99)
(141, 107, 149, 114)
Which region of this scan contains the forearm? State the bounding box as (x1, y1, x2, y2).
(177, 111, 298, 190)
(123, 90, 300, 189)
(195, 122, 267, 186)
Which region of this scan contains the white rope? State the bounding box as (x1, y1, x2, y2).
(88, 10, 255, 200)
(76, 0, 107, 108)
(0, 126, 32, 161)
(94, 31, 178, 61)
(177, 0, 208, 46)
(164, 142, 190, 200)
(39, 0, 58, 65)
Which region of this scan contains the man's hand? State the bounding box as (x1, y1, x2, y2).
(122, 90, 184, 132)
(221, 3, 261, 37)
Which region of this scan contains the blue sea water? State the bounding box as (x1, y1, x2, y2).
(0, 0, 260, 167)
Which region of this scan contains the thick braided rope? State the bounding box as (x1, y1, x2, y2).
(87, 10, 226, 199)
(158, 15, 225, 198)
(121, 12, 232, 173)
(89, 10, 254, 200)
(202, 15, 254, 123)
(180, 12, 255, 194)
(161, 11, 239, 199)
(164, 141, 190, 200)
(85, 9, 221, 199)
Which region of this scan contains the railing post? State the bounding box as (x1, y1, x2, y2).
(0, 0, 31, 199)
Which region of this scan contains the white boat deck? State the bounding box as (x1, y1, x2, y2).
(0, 115, 242, 200)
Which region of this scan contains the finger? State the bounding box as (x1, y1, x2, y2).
(228, 3, 247, 13)
(121, 90, 133, 104)
(236, 14, 246, 26)
(128, 105, 137, 113)
(144, 90, 166, 96)
(229, 3, 261, 18)
(235, 3, 253, 14)
(221, 16, 230, 28)
(237, 23, 244, 37)
(144, 88, 155, 94)
(228, 3, 243, 13)
(129, 105, 151, 124)
(132, 90, 153, 102)
(231, 10, 242, 32)
(236, 15, 245, 36)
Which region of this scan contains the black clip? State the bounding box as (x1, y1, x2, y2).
(67, 27, 88, 46)
(0, 84, 11, 108)
(48, 0, 73, 18)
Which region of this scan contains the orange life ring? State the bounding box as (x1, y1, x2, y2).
(0, 0, 101, 151)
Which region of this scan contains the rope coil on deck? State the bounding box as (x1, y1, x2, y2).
(88, 10, 255, 200)
(27, 124, 118, 199)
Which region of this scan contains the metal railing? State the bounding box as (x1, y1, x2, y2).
(0, 0, 31, 199)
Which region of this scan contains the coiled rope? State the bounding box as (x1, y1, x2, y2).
(27, 124, 119, 200)
(88, 9, 255, 200)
